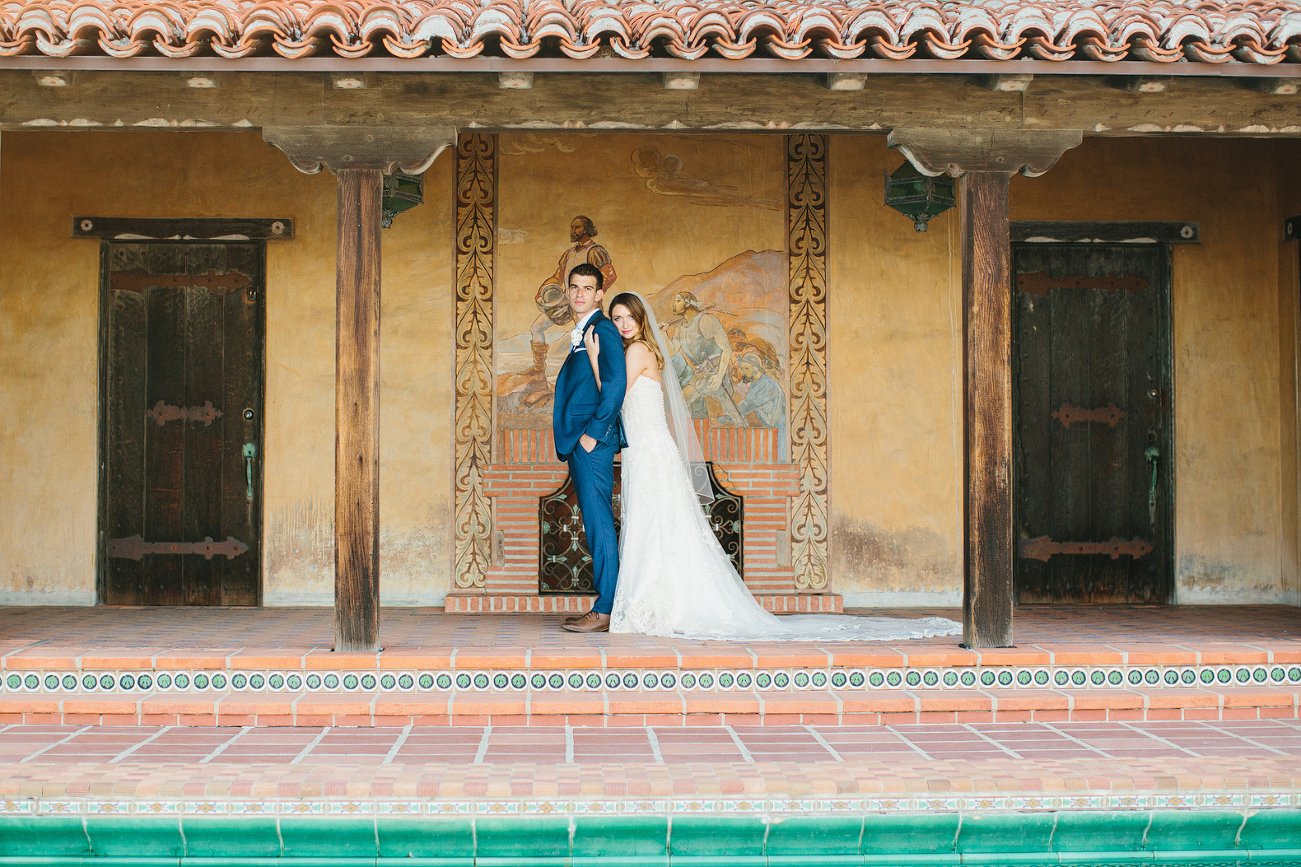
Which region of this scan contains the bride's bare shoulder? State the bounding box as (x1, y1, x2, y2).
(625, 341, 661, 380)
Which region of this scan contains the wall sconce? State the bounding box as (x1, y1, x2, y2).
(884, 160, 956, 232)
(381, 171, 424, 228)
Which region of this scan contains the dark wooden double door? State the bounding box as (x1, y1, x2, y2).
(100, 243, 265, 605)
(1013, 244, 1173, 603)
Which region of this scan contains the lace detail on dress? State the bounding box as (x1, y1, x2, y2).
(609, 377, 961, 642)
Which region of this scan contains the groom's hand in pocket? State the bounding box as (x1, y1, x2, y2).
(579, 434, 597, 453)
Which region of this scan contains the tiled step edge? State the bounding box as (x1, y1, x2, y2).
(2, 686, 1297, 727)
(444, 593, 842, 613)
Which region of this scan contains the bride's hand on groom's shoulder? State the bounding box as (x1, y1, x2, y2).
(583, 329, 600, 357)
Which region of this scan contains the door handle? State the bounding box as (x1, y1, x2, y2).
(1144, 444, 1159, 525)
(242, 442, 257, 500)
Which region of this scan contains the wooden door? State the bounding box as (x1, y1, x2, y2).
(100, 242, 264, 605)
(1013, 244, 1173, 603)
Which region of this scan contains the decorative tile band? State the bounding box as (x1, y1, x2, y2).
(4, 664, 1300, 695)
(5, 791, 1301, 817)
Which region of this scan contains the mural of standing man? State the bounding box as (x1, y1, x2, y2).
(516, 216, 617, 408)
(668, 291, 745, 425)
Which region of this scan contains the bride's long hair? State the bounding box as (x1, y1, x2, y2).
(608, 292, 664, 370)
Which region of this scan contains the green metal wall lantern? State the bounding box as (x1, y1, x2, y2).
(381, 171, 424, 228)
(884, 160, 956, 232)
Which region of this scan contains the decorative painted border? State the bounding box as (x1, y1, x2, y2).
(787, 133, 830, 591)
(452, 132, 497, 589)
(5, 792, 1301, 817)
(6, 663, 1299, 695)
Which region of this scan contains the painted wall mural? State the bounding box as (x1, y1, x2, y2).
(494, 134, 790, 460)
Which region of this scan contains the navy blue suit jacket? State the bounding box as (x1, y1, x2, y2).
(553, 310, 628, 460)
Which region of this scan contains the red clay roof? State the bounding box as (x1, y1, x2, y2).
(1, 0, 1298, 63)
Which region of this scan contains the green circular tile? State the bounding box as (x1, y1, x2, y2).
(1071, 670, 1086, 686)
(1235, 668, 1250, 683)
(195, 674, 210, 689)
(121, 674, 136, 690)
(1021, 671, 1035, 686)
(1127, 670, 1142, 685)
(459, 673, 476, 689)
(588, 673, 603, 689)
(981, 671, 996, 687)
(794, 672, 809, 688)
(472, 674, 489, 689)
(755, 673, 771, 689)
(549, 674, 564, 689)
(1142, 669, 1157, 685)
(998, 670, 1013, 686)
(643, 673, 659, 689)
(720, 673, 735, 688)
(1270, 668, 1285, 683)
(244, 674, 259, 689)
(43, 674, 58, 690)
(735, 673, 750, 688)
(887, 671, 902, 687)
(531, 674, 546, 689)
(1090, 671, 1105, 686)
(1164, 670, 1178, 685)
(661, 673, 677, 688)
(848, 672, 864, 687)
(699, 673, 715, 689)
(905, 671, 920, 687)
(1288, 667, 1301, 682)
(944, 671, 958, 686)
(307, 674, 323, 689)
(1253, 668, 1267, 683)
(381, 674, 397, 690)
(774, 673, 790, 688)
(1108, 670, 1123, 685)
(812, 672, 827, 687)
(62, 674, 77, 690)
(605, 673, 620, 689)
(1034, 670, 1049, 685)
(340, 674, 357, 690)
(493, 674, 509, 689)
(82, 674, 98, 690)
(1217, 668, 1231, 683)
(99, 674, 116, 690)
(228, 673, 243, 689)
(137, 674, 152, 690)
(511, 674, 526, 689)
(359, 674, 376, 690)
(1201, 669, 1215, 683)
(5, 674, 20, 689)
(1054, 671, 1069, 686)
(682, 673, 697, 689)
(433, 673, 450, 690)
(869, 672, 884, 687)
(567, 673, 583, 689)
(26, 674, 42, 690)
(282, 675, 297, 690)
(323, 674, 340, 690)
(1181, 670, 1195, 684)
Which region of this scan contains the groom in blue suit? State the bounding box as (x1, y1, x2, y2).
(553, 263, 627, 633)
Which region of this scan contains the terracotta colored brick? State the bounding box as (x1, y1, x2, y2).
(1222, 708, 1261, 720)
(63, 698, 138, 715)
(1145, 708, 1183, 720)
(602, 650, 680, 669)
(256, 714, 297, 726)
(676, 649, 754, 669)
(140, 714, 179, 726)
(974, 648, 1051, 667)
(373, 698, 451, 716)
(5, 650, 82, 671)
(799, 713, 840, 725)
(98, 714, 141, 725)
(79, 650, 161, 670)
(1196, 645, 1270, 665)
(643, 714, 687, 726)
(1106, 709, 1145, 721)
(295, 696, 373, 716)
(681, 714, 724, 725)
(228, 652, 305, 670)
(1069, 709, 1107, 721)
(761, 714, 803, 725)
(899, 649, 979, 667)
(532, 692, 606, 715)
(683, 692, 761, 714)
(528, 649, 603, 670)
(1039, 646, 1125, 666)
(1113, 645, 1197, 665)
(450, 695, 526, 716)
(1258, 705, 1297, 719)
(955, 711, 995, 723)
(409, 716, 451, 727)
(1030, 709, 1070, 721)
(986, 689, 1066, 711)
(1219, 688, 1296, 708)
(840, 713, 882, 725)
(522, 714, 569, 726)
(1141, 689, 1219, 709)
(378, 650, 455, 669)
(60, 713, 103, 725)
(332, 714, 376, 726)
(993, 710, 1033, 723)
(152, 652, 231, 670)
(1064, 690, 1143, 710)
(1182, 708, 1221, 720)
(22, 714, 62, 724)
(453, 648, 530, 668)
(0, 714, 21, 724)
(722, 714, 765, 726)
(304, 650, 380, 670)
(566, 714, 612, 727)
(0, 698, 57, 713)
(837, 694, 915, 714)
(486, 715, 530, 726)
(750, 649, 830, 668)
(216, 714, 257, 726)
(219, 697, 295, 716)
(879, 712, 922, 725)
(914, 690, 991, 712)
(178, 714, 218, 726)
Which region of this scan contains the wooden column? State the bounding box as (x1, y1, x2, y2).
(961, 172, 1014, 648)
(335, 168, 383, 652)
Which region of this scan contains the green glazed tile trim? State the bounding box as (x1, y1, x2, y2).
(1239, 809, 1301, 849)
(83, 816, 184, 857)
(1146, 811, 1246, 852)
(765, 815, 864, 855)
(181, 816, 282, 856)
(1053, 811, 1153, 852)
(572, 816, 669, 857)
(474, 816, 571, 857)
(376, 817, 475, 858)
(0, 816, 89, 856)
(958, 812, 1059, 853)
(278, 817, 380, 857)
(669, 815, 768, 856)
(860, 813, 961, 854)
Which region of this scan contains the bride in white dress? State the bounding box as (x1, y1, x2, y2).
(584, 291, 961, 642)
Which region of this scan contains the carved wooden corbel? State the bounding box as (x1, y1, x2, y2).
(886, 128, 1084, 178)
(261, 125, 457, 175)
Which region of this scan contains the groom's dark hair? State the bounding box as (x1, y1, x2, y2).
(568, 262, 604, 293)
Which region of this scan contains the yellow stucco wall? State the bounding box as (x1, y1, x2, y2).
(829, 134, 1298, 604)
(0, 130, 455, 605)
(0, 130, 1295, 606)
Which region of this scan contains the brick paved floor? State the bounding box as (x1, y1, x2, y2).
(2, 720, 1299, 801)
(1, 605, 1298, 653)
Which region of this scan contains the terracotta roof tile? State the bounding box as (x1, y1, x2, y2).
(1, 0, 1299, 63)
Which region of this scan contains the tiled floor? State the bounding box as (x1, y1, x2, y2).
(2, 721, 1300, 801)
(1, 604, 1298, 654)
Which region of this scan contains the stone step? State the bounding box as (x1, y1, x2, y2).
(3, 682, 1298, 727)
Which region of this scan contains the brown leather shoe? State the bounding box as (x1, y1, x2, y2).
(561, 612, 611, 633)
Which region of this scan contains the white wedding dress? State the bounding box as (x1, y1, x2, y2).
(608, 376, 962, 641)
